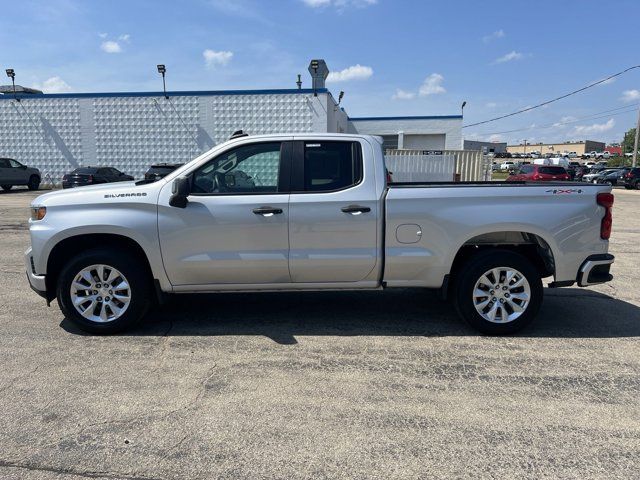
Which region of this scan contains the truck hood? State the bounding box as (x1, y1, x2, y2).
(31, 180, 163, 207)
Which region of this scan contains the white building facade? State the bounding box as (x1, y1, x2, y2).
(0, 84, 462, 184)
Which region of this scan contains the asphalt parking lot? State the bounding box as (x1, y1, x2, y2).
(0, 188, 639, 479)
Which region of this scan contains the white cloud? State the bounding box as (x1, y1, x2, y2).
(572, 118, 615, 136)
(488, 134, 503, 142)
(118, 33, 130, 42)
(493, 51, 524, 64)
(327, 64, 373, 82)
(100, 40, 122, 53)
(34, 76, 72, 93)
(203, 49, 233, 68)
(419, 73, 446, 96)
(483, 30, 505, 43)
(621, 89, 640, 102)
(552, 116, 576, 128)
(485, 102, 497, 108)
(302, 0, 376, 8)
(98, 32, 108, 38)
(392, 89, 415, 100)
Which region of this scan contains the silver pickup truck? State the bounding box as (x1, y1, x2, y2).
(25, 133, 615, 335)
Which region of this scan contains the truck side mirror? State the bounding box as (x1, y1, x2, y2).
(169, 176, 191, 208)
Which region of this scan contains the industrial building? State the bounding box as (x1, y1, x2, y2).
(507, 140, 605, 156)
(463, 140, 507, 154)
(0, 60, 463, 184)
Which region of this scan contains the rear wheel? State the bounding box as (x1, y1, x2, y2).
(1, 185, 12, 191)
(453, 250, 543, 335)
(57, 248, 150, 334)
(27, 175, 40, 191)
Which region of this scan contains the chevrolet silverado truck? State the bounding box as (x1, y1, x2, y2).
(25, 134, 615, 335)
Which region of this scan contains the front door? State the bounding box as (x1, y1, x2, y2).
(288, 139, 379, 283)
(158, 140, 292, 286)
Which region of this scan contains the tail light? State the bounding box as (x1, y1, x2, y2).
(597, 192, 614, 240)
(532, 174, 541, 180)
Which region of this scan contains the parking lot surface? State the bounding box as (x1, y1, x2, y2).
(0, 187, 639, 479)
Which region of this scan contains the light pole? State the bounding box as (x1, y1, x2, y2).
(5, 68, 19, 102)
(461, 101, 466, 117)
(633, 105, 640, 168)
(522, 139, 527, 154)
(157, 64, 168, 99)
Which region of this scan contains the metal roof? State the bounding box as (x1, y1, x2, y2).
(0, 87, 328, 100)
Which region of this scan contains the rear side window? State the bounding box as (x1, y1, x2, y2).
(539, 167, 566, 175)
(521, 165, 534, 174)
(302, 141, 362, 192)
(73, 168, 97, 174)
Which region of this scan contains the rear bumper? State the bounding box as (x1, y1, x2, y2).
(25, 247, 47, 298)
(577, 253, 614, 287)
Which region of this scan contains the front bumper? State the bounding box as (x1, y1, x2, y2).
(25, 247, 47, 298)
(577, 253, 614, 287)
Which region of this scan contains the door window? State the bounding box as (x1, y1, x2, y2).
(302, 141, 362, 192)
(0, 159, 10, 168)
(192, 142, 282, 194)
(8, 159, 22, 168)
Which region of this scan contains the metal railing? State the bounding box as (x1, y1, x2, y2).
(385, 149, 490, 182)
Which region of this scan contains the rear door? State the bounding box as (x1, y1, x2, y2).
(288, 139, 379, 283)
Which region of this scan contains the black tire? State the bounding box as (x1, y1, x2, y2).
(27, 175, 40, 191)
(635, 181, 640, 190)
(1, 185, 12, 191)
(453, 249, 543, 335)
(57, 248, 151, 334)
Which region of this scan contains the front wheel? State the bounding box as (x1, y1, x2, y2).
(57, 248, 151, 334)
(27, 175, 40, 191)
(453, 250, 543, 335)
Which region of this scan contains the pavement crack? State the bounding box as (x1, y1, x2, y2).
(0, 459, 164, 480)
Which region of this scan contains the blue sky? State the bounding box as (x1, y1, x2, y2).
(1, 0, 639, 145)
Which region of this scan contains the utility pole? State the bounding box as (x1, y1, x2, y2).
(633, 105, 640, 168)
(523, 139, 527, 154)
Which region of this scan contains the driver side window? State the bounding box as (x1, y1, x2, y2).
(192, 142, 282, 194)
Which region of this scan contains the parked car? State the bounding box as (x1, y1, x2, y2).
(500, 161, 515, 171)
(26, 133, 615, 336)
(144, 163, 183, 182)
(597, 168, 630, 186)
(573, 165, 590, 181)
(567, 152, 578, 159)
(62, 167, 134, 189)
(0, 157, 41, 191)
(506, 164, 571, 182)
(623, 167, 640, 190)
(582, 168, 620, 184)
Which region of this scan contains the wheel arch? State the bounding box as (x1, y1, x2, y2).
(44, 233, 157, 302)
(444, 230, 557, 299)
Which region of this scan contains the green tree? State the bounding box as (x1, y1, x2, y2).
(622, 128, 637, 154)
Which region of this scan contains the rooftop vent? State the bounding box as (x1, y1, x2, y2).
(308, 59, 329, 90)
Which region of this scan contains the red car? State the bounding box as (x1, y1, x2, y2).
(507, 164, 571, 182)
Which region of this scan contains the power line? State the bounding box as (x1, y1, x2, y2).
(476, 103, 640, 136)
(463, 65, 640, 128)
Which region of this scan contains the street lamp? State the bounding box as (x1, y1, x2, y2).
(157, 64, 168, 99)
(338, 91, 344, 105)
(5, 68, 19, 102)
(461, 101, 466, 116)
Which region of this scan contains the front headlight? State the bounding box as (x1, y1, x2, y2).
(30, 206, 46, 221)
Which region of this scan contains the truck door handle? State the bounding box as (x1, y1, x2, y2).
(253, 207, 283, 217)
(341, 205, 371, 215)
